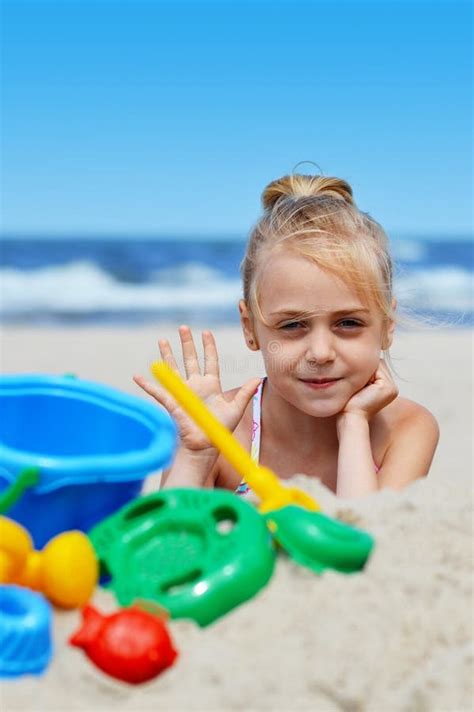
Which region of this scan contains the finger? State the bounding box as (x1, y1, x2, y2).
(369, 370, 384, 386)
(374, 360, 393, 382)
(233, 378, 262, 412)
(179, 325, 201, 378)
(372, 363, 398, 400)
(133, 374, 176, 413)
(158, 339, 180, 372)
(202, 330, 220, 379)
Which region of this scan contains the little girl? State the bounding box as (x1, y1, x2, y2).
(134, 173, 439, 498)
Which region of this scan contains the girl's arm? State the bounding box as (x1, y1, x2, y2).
(159, 447, 220, 489)
(336, 360, 439, 497)
(375, 405, 439, 491)
(134, 325, 260, 489)
(336, 413, 378, 497)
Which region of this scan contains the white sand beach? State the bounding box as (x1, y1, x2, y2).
(1, 325, 473, 711)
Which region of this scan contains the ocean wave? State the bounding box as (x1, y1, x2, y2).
(0, 261, 242, 316)
(395, 267, 473, 311)
(0, 261, 472, 322)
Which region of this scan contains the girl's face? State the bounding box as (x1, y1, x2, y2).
(240, 250, 394, 418)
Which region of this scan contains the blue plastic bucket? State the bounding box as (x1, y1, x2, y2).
(0, 374, 177, 547)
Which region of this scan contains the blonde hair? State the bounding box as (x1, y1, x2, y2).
(241, 173, 395, 346)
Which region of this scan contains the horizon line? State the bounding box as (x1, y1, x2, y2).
(1, 231, 473, 243)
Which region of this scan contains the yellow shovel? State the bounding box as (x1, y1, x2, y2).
(151, 362, 374, 575)
(151, 362, 320, 514)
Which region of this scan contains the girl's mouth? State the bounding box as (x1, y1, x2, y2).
(299, 378, 341, 390)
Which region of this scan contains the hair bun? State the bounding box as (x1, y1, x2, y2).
(262, 173, 354, 211)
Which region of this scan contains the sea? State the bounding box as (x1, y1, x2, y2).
(1, 235, 473, 327)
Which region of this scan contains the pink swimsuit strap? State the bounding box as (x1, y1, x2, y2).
(235, 377, 379, 495)
(235, 377, 265, 495)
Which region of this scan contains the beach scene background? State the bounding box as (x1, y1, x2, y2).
(1, 234, 473, 327)
(1, 0, 472, 710)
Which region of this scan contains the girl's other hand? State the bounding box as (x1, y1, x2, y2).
(134, 325, 261, 453)
(339, 359, 399, 422)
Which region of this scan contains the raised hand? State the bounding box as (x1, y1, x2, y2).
(134, 325, 261, 454)
(339, 358, 399, 422)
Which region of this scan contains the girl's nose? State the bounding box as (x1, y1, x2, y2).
(305, 332, 336, 364)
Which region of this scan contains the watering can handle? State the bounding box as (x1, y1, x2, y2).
(0, 467, 40, 514)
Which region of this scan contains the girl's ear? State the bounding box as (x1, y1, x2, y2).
(239, 299, 259, 351)
(382, 298, 397, 350)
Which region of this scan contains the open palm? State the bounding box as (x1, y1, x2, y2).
(134, 326, 260, 452)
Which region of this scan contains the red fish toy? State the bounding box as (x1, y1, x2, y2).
(69, 604, 178, 684)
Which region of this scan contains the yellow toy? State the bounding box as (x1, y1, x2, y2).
(0, 516, 33, 581)
(151, 362, 320, 514)
(150, 362, 375, 576)
(0, 516, 98, 609)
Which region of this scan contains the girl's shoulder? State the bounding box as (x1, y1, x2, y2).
(371, 396, 439, 479)
(375, 396, 438, 433)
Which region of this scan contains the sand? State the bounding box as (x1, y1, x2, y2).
(1, 325, 473, 711)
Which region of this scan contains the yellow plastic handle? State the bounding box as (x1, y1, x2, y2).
(151, 362, 320, 512)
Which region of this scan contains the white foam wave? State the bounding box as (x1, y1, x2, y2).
(0, 262, 472, 318)
(0, 261, 242, 315)
(395, 267, 473, 311)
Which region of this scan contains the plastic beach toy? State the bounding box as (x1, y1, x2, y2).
(0, 585, 53, 678)
(21, 530, 98, 609)
(151, 362, 374, 574)
(0, 374, 178, 547)
(1, 517, 98, 609)
(151, 362, 319, 514)
(70, 604, 178, 684)
(0, 467, 39, 515)
(263, 507, 373, 573)
(0, 516, 33, 582)
(89, 488, 276, 626)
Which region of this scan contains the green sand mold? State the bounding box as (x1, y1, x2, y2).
(263, 506, 374, 574)
(89, 488, 276, 627)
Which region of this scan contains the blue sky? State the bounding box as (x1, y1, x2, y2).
(2, 0, 472, 237)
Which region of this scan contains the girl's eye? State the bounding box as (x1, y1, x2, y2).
(338, 319, 363, 329)
(280, 321, 305, 331)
